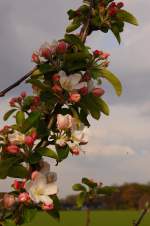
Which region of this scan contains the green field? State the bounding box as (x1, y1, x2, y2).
(24, 210, 150, 226)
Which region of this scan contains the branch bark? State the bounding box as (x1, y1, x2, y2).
(0, 66, 37, 98)
(80, 0, 94, 43)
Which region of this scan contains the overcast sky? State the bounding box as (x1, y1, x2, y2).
(0, 0, 150, 197)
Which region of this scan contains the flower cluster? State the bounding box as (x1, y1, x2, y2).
(32, 40, 69, 64)
(3, 161, 57, 211)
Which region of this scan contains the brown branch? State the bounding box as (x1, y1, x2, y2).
(80, 0, 94, 43)
(0, 66, 37, 98)
(133, 203, 150, 226)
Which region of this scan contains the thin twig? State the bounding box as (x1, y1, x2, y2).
(80, 0, 94, 43)
(133, 204, 150, 226)
(0, 66, 37, 97)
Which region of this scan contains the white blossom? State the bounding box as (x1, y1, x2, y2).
(59, 70, 87, 91)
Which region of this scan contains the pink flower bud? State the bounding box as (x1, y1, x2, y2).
(42, 203, 54, 211)
(17, 96, 22, 104)
(82, 72, 91, 82)
(31, 131, 37, 140)
(32, 53, 40, 64)
(18, 193, 30, 203)
(9, 97, 17, 107)
(21, 91, 27, 98)
(93, 50, 103, 57)
(52, 84, 62, 93)
(80, 87, 88, 96)
(31, 171, 40, 180)
(21, 181, 26, 189)
(108, 7, 118, 16)
(101, 52, 110, 59)
(39, 47, 52, 59)
(52, 74, 60, 82)
(6, 145, 20, 154)
(71, 145, 80, 156)
(57, 41, 68, 54)
(117, 2, 124, 8)
(12, 180, 20, 190)
(3, 194, 17, 209)
(69, 92, 81, 103)
(25, 136, 35, 146)
(109, 2, 116, 8)
(92, 87, 105, 97)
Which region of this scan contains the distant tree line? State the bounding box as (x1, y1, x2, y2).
(60, 183, 150, 210)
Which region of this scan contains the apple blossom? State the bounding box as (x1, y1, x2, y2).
(25, 172, 58, 205)
(59, 70, 87, 92)
(57, 114, 73, 130)
(8, 130, 25, 145)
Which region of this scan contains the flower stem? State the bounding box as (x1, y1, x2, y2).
(133, 204, 150, 226)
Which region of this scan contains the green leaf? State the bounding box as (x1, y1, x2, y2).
(8, 164, 28, 178)
(96, 98, 110, 116)
(100, 69, 122, 96)
(22, 96, 33, 111)
(111, 25, 121, 44)
(81, 94, 101, 120)
(31, 69, 43, 77)
(38, 64, 54, 74)
(16, 111, 25, 127)
(117, 9, 138, 26)
(48, 210, 60, 221)
(65, 34, 85, 49)
(26, 78, 49, 90)
(37, 147, 58, 160)
(82, 177, 98, 188)
(22, 208, 38, 224)
(72, 183, 87, 192)
(3, 109, 17, 121)
(56, 145, 70, 162)
(66, 19, 81, 33)
(0, 158, 18, 179)
(28, 153, 42, 164)
(76, 192, 86, 208)
(22, 112, 41, 133)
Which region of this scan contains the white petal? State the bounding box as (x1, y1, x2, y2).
(39, 195, 53, 205)
(69, 74, 81, 87)
(74, 82, 87, 90)
(43, 182, 58, 195)
(59, 70, 67, 78)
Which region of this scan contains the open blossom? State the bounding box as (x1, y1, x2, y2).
(59, 70, 87, 91)
(25, 172, 58, 205)
(71, 127, 88, 144)
(56, 134, 68, 147)
(57, 114, 73, 130)
(8, 130, 25, 145)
